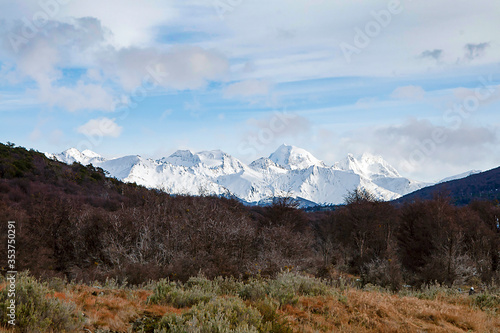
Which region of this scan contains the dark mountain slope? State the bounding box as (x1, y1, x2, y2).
(396, 166, 500, 205)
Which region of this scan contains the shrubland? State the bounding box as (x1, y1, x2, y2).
(0, 271, 498, 332)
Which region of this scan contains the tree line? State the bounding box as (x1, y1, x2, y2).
(0, 143, 498, 288)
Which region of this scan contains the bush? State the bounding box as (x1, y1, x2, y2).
(0, 273, 82, 332)
(267, 271, 330, 305)
(472, 293, 500, 313)
(148, 279, 215, 308)
(362, 257, 402, 291)
(239, 279, 267, 302)
(398, 283, 461, 301)
(157, 297, 263, 332)
(253, 298, 293, 333)
(185, 275, 243, 296)
(46, 277, 67, 293)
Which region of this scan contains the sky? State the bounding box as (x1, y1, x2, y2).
(0, 0, 499, 182)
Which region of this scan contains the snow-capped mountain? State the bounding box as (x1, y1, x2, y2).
(46, 144, 432, 206)
(334, 153, 400, 179)
(52, 148, 106, 165)
(269, 145, 326, 170)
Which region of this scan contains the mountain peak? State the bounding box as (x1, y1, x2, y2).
(269, 144, 325, 170)
(168, 149, 196, 158)
(164, 150, 200, 168)
(63, 147, 80, 155)
(49, 148, 105, 165)
(336, 153, 400, 179)
(82, 149, 102, 158)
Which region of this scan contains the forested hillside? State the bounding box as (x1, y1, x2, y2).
(0, 142, 499, 289)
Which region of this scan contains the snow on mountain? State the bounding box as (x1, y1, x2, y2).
(47, 145, 431, 206)
(101, 155, 143, 180)
(334, 153, 429, 196)
(438, 170, 482, 184)
(269, 144, 326, 170)
(45, 148, 106, 165)
(334, 153, 400, 179)
(162, 150, 201, 168)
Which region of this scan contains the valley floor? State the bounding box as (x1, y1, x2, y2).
(69, 286, 500, 332)
(1, 272, 499, 332)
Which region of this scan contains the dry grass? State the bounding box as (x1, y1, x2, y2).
(59, 284, 500, 332)
(67, 285, 184, 331)
(282, 289, 499, 333)
(0, 279, 498, 332)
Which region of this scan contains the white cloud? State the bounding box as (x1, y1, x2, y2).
(391, 85, 425, 101)
(37, 81, 116, 112)
(63, 0, 178, 47)
(0, 18, 116, 111)
(1, 0, 499, 106)
(195, 0, 500, 81)
(223, 79, 273, 98)
(99, 46, 229, 92)
(77, 117, 123, 138)
(0, 15, 229, 111)
(452, 84, 500, 106)
(86, 68, 103, 82)
(2, 0, 500, 87)
(144, 46, 229, 91)
(329, 118, 499, 181)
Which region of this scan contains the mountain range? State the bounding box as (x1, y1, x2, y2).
(46, 144, 469, 206)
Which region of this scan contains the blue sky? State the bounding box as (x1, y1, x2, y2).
(0, 0, 499, 181)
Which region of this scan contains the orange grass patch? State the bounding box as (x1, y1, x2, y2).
(52, 291, 67, 301)
(51, 285, 185, 332)
(281, 289, 500, 333)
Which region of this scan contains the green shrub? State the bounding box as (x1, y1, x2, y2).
(472, 293, 500, 313)
(398, 283, 461, 301)
(267, 271, 330, 305)
(157, 297, 262, 332)
(46, 277, 67, 293)
(0, 273, 82, 332)
(211, 276, 244, 296)
(185, 275, 242, 296)
(267, 282, 298, 306)
(148, 279, 215, 308)
(238, 279, 267, 302)
(147, 279, 176, 304)
(253, 298, 293, 333)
